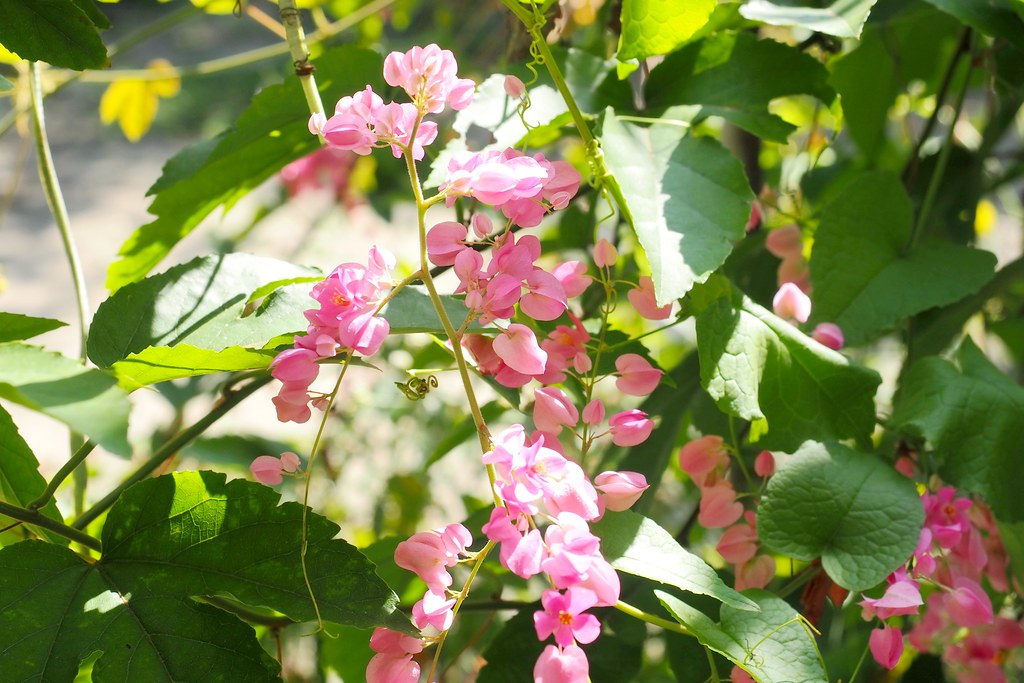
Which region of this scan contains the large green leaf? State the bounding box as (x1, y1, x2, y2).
(90, 253, 316, 370)
(657, 589, 827, 683)
(644, 32, 834, 141)
(696, 294, 881, 451)
(0, 312, 67, 343)
(104, 46, 383, 291)
(0, 404, 64, 546)
(592, 510, 758, 611)
(618, 0, 716, 60)
(923, 0, 1024, 45)
(740, 0, 878, 38)
(112, 345, 278, 390)
(757, 441, 923, 591)
(0, 470, 409, 679)
(382, 285, 488, 335)
(0, 0, 108, 70)
(0, 343, 131, 456)
(601, 113, 753, 306)
(891, 339, 1024, 522)
(809, 172, 996, 345)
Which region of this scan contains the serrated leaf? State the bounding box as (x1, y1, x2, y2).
(696, 295, 880, 451)
(0, 312, 67, 342)
(923, 0, 1024, 45)
(757, 441, 923, 590)
(809, 172, 996, 345)
(617, 0, 716, 60)
(891, 339, 1024, 522)
(0, 405, 65, 546)
(71, 0, 111, 29)
(601, 112, 753, 306)
(105, 46, 383, 291)
(657, 589, 827, 683)
(0, 343, 130, 456)
(0, 542, 281, 681)
(740, 0, 878, 38)
(382, 285, 487, 335)
(89, 253, 316, 370)
(112, 344, 278, 389)
(592, 510, 758, 611)
(0, 0, 108, 70)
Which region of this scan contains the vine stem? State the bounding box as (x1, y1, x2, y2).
(72, 376, 271, 530)
(278, 0, 325, 123)
(28, 440, 96, 510)
(0, 500, 101, 551)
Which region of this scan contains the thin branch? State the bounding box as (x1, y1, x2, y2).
(0, 500, 102, 551)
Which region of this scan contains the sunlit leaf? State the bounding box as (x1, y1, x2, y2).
(618, 0, 716, 60)
(99, 60, 181, 141)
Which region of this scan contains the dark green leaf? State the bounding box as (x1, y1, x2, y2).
(757, 441, 924, 590)
(0, 312, 67, 343)
(923, 0, 1024, 45)
(90, 253, 316, 369)
(0, 541, 280, 681)
(0, 0, 107, 70)
(0, 404, 64, 546)
(601, 112, 754, 305)
(696, 296, 881, 451)
(70, 0, 110, 30)
(0, 343, 131, 456)
(809, 172, 996, 345)
(891, 339, 1024, 522)
(657, 589, 827, 683)
(592, 510, 758, 611)
(382, 285, 488, 335)
(618, 0, 716, 60)
(105, 46, 383, 291)
(740, 0, 879, 38)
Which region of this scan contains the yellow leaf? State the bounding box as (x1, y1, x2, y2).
(975, 199, 997, 236)
(99, 60, 181, 142)
(0, 43, 22, 64)
(192, 0, 241, 14)
(146, 58, 181, 98)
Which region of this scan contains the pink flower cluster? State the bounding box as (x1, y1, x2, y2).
(678, 436, 776, 591)
(310, 45, 474, 161)
(268, 246, 394, 424)
(249, 451, 301, 485)
(860, 486, 1022, 680)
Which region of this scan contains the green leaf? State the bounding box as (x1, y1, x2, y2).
(0, 343, 131, 456)
(740, 0, 879, 38)
(592, 510, 758, 611)
(0, 542, 281, 681)
(696, 295, 881, 451)
(923, 0, 1024, 45)
(891, 339, 1024, 522)
(105, 46, 383, 291)
(0, 0, 108, 70)
(111, 345, 278, 389)
(0, 404, 65, 546)
(657, 589, 827, 683)
(90, 253, 316, 370)
(757, 441, 923, 590)
(70, 0, 111, 30)
(617, 0, 716, 60)
(382, 285, 488, 335)
(809, 172, 996, 345)
(644, 32, 834, 139)
(601, 113, 753, 306)
(0, 312, 67, 342)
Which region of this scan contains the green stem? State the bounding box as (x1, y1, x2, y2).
(615, 600, 692, 636)
(278, 0, 325, 124)
(904, 33, 974, 253)
(29, 440, 96, 510)
(72, 375, 271, 530)
(0, 500, 102, 551)
(28, 62, 89, 359)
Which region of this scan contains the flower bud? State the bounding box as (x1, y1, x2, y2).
(593, 238, 618, 268)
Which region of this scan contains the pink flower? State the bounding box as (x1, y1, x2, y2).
(765, 224, 803, 259)
(594, 471, 649, 512)
(812, 322, 844, 350)
(947, 577, 993, 627)
(777, 254, 810, 290)
(730, 666, 757, 683)
(383, 44, 475, 113)
(608, 409, 654, 447)
(366, 654, 419, 683)
(551, 261, 592, 298)
(412, 589, 456, 632)
(369, 627, 423, 655)
(773, 282, 811, 323)
(582, 399, 605, 426)
(250, 455, 285, 485)
(678, 435, 728, 486)
(923, 487, 973, 548)
(394, 531, 455, 592)
(533, 387, 579, 434)
(593, 239, 617, 268)
(493, 324, 548, 375)
(504, 74, 526, 99)
(859, 571, 923, 620)
(754, 451, 775, 477)
(627, 276, 672, 320)
(869, 624, 904, 670)
(471, 213, 494, 238)
(735, 554, 776, 591)
(717, 523, 758, 564)
(698, 482, 744, 528)
(521, 269, 568, 321)
(534, 644, 589, 683)
(614, 353, 663, 396)
(426, 221, 469, 266)
(534, 587, 601, 647)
